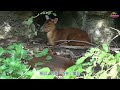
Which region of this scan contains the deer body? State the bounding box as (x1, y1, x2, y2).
(41, 18, 91, 46)
(28, 50, 74, 76)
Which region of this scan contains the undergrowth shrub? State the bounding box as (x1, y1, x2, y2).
(0, 43, 33, 79)
(1, 42, 120, 79)
(0, 43, 54, 79)
(63, 43, 120, 79)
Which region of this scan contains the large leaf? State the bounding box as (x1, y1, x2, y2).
(63, 65, 83, 79)
(31, 68, 55, 79)
(0, 47, 5, 56)
(109, 65, 118, 79)
(22, 16, 33, 26)
(97, 51, 106, 64)
(46, 55, 52, 61)
(102, 43, 109, 53)
(34, 48, 49, 58)
(86, 67, 92, 74)
(76, 57, 86, 64)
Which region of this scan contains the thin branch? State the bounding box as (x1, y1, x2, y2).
(110, 27, 120, 35)
(109, 35, 119, 45)
(109, 27, 120, 46)
(110, 41, 118, 48)
(33, 13, 40, 19)
(44, 45, 92, 49)
(54, 40, 95, 46)
(110, 47, 120, 52)
(54, 41, 69, 47)
(17, 66, 31, 79)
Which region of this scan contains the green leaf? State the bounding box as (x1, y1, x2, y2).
(31, 67, 55, 79)
(53, 13, 57, 16)
(82, 62, 92, 66)
(21, 50, 29, 59)
(63, 65, 83, 79)
(0, 72, 8, 79)
(25, 56, 33, 61)
(90, 58, 95, 62)
(22, 16, 33, 26)
(40, 11, 46, 14)
(109, 65, 118, 79)
(84, 52, 92, 57)
(35, 62, 43, 67)
(0, 65, 7, 70)
(46, 55, 52, 61)
(0, 58, 4, 62)
(24, 71, 33, 78)
(86, 67, 92, 73)
(34, 53, 42, 58)
(10, 61, 16, 66)
(0, 47, 5, 56)
(88, 48, 97, 53)
(99, 72, 108, 79)
(7, 45, 15, 49)
(15, 44, 23, 55)
(7, 50, 15, 55)
(46, 11, 52, 15)
(63, 74, 76, 79)
(102, 43, 109, 52)
(34, 48, 49, 58)
(97, 51, 106, 64)
(107, 59, 116, 65)
(76, 57, 86, 64)
(115, 53, 120, 62)
(65, 65, 79, 73)
(40, 48, 49, 56)
(84, 74, 94, 79)
(38, 67, 50, 73)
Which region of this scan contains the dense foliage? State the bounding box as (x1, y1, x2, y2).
(0, 43, 120, 79)
(63, 43, 120, 79)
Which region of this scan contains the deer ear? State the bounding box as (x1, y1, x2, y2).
(54, 18, 58, 23)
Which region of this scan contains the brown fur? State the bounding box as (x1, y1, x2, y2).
(41, 18, 91, 46)
(28, 49, 74, 76)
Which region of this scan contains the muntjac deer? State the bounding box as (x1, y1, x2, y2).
(40, 18, 92, 46)
(28, 49, 74, 77)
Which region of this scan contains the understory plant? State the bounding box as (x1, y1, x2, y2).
(0, 43, 54, 79)
(0, 43, 33, 79)
(63, 43, 120, 79)
(1, 42, 120, 79)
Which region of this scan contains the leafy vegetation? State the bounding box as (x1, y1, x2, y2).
(31, 68, 55, 79)
(0, 43, 32, 79)
(22, 11, 57, 27)
(1, 42, 120, 79)
(63, 43, 120, 79)
(40, 11, 57, 16)
(34, 48, 52, 61)
(0, 43, 54, 79)
(21, 11, 57, 39)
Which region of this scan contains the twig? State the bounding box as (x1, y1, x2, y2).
(54, 41, 70, 47)
(65, 49, 77, 60)
(44, 45, 92, 49)
(110, 41, 118, 48)
(110, 47, 120, 52)
(54, 40, 95, 46)
(110, 27, 120, 35)
(17, 66, 31, 79)
(33, 13, 40, 19)
(109, 27, 120, 44)
(109, 34, 119, 45)
(59, 45, 91, 49)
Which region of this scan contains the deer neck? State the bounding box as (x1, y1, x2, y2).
(47, 28, 57, 45)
